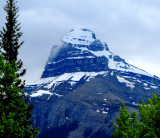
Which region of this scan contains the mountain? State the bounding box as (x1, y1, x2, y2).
(26, 29, 160, 138)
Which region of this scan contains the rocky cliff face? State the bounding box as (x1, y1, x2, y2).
(26, 29, 160, 138)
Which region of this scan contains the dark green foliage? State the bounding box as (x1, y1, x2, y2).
(0, 0, 38, 137)
(112, 103, 143, 138)
(113, 93, 160, 138)
(0, 0, 26, 80)
(138, 93, 160, 137)
(0, 55, 38, 137)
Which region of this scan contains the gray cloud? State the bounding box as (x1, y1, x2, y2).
(0, 0, 160, 84)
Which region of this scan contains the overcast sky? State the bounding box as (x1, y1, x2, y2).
(0, 0, 160, 84)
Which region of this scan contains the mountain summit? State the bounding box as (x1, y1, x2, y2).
(26, 29, 160, 138)
(42, 28, 150, 79)
(62, 29, 96, 45)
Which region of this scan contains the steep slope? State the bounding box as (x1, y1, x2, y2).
(26, 29, 160, 138)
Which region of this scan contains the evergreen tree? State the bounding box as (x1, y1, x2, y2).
(113, 93, 160, 137)
(139, 94, 160, 137)
(0, 0, 39, 137)
(0, 0, 26, 81)
(112, 103, 143, 138)
(0, 55, 38, 137)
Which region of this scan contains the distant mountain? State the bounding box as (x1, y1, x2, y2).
(26, 29, 160, 138)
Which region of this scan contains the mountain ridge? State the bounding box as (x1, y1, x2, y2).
(41, 29, 151, 79)
(26, 29, 160, 138)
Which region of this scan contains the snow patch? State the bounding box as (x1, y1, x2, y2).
(103, 111, 108, 114)
(53, 93, 63, 97)
(106, 108, 109, 110)
(144, 87, 150, 90)
(117, 76, 135, 89)
(132, 102, 138, 106)
(144, 83, 148, 86)
(86, 71, 108, 81)
(111, 71, 114, 76)
(96, 110, 100, 113)
(151, 86, 158, 89)
(30, 90, 53, 97)
(35, 72, 108, 90)
(97, 93, 102, 95)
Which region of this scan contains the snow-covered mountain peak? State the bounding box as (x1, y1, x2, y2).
(62, 29, 96, 45)
(40, 28, 153, 79)
(25, 29, 160, 138)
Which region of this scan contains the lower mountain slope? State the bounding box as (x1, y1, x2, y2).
(26, 70, 160, 138)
